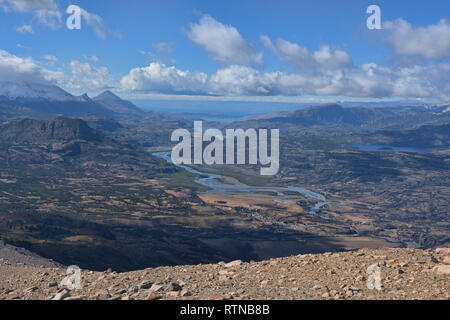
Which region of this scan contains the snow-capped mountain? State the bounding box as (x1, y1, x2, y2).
(0, 82, 114, 117)
(0, 82, 77, 102)
(0, 81, 143, 118)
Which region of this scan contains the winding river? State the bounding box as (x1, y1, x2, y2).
(153, 152, 330, 215)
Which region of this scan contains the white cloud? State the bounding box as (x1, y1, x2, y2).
(80, 8, 108, 39)
(65, 60, 116, 91)
(77, 7, 122, 39)
(261, 36, 352, 70)
(313, 45, 353, 70)
(187, 14, 263, 66)
(1, 0, 62, 29)
(120, 60, 450, 101)
(272, 38, 313, 68)
(0, 49, 117, 94)
(15, 24, 34, 34)
(209, 65, 280, 96)
(0, 49, 62, 84)
(0, 0, 56, 12)
(383, 18, 450, 60)
(44, 54, 57, 62)
(2, 1, 118, 38)
(120, 62, 208, 95)
(33, 8, 61, 29)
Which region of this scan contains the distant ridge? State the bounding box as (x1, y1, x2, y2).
(280, 103, 394, 126)
(93, 90, 143, 115)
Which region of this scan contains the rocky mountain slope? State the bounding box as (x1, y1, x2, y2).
(0, 117, 105, 143)
(0, 244, 448, 300)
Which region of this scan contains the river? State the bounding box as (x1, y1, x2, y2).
(153, 152, 330, 215)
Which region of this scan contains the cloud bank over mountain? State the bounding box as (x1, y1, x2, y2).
(1, 8, 449, 102)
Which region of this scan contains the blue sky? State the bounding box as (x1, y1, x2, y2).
(1, 0, 449, 103)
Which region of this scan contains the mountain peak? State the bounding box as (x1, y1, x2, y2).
(93, 90, 143, 115)
(76, 93, 92, 102)
(94, 90, 122, 101)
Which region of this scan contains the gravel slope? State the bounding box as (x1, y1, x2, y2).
(0, 245, 448, 300)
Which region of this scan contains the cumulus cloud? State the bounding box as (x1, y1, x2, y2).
(119, 60, 450, 101)
(187, 15, 263, 66)
(383, 18, 450, 60)
(65, 60, 116, 91)
(262, 36, 313, 68)
(0, 49, 117, 94)
(261, 36, 352, 70)
(209, 65, 280, 96)
(313, 45, 353, 70)
(120, 62, 208, 95)
(0, 49, 62, 84)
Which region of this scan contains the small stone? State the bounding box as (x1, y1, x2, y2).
(180, 289, 191, 297)
(207, 293, 224, 300)
(435, 248, 450, 255)
(166, 291, 180, 298)
(355, 275, 366, 282)
(225, 260, 242, 268)
(95, 289, 111, 300)
(149, 284, 164, 292)
(48, 281, 58, 288)
(167, 282, 182, 292)
(138, 281, 152, 290)
(24, 286, 38, 293)
(64, 295, 86, 300)
(146, 291, 161, 300)
(114, 289, 127, 295)
(219, 275, 230, 281)
(128, 285, 139, 293)
(52, 289, 70, 300)
(432, 265, 450, 275)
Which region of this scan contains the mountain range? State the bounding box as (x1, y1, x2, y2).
(0, 82, 143, 119)
(235, 103, 450, 131)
